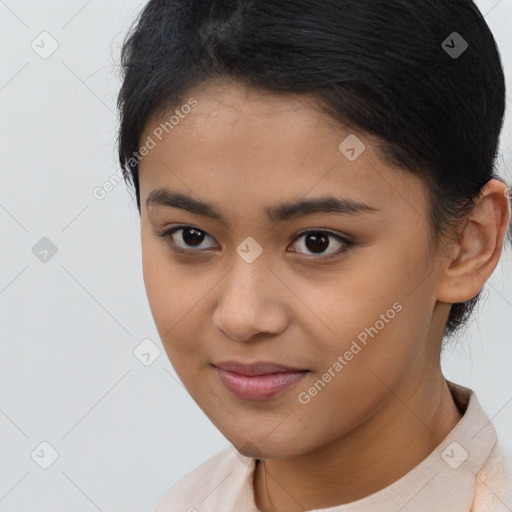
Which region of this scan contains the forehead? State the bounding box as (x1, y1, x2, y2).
(178, 80, 327, 123)
(138, 80, 428, 225)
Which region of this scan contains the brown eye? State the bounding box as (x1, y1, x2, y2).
(180, 227, 206, 247)
(157, 226, 218, 252)
(288, 230, 353, 259)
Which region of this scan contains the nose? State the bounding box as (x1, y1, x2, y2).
(212, 257, 290, 342)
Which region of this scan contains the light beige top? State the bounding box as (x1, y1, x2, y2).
(153, 381, 512, 511)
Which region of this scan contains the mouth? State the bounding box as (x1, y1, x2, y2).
(212, 360, 310, 401)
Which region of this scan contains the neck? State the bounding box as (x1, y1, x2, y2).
(253, 374, 463, 512)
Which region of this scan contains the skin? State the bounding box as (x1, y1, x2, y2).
(137, 79, 511, 511)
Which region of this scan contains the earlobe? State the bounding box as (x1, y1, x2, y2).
(437, 179, 511, 304)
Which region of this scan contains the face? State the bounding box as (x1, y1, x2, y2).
(138, 79, 449, 459)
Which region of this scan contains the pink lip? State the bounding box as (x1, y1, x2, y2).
(212, 361, 309, 401)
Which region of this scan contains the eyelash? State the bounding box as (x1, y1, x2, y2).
(156, 225, 354, 260)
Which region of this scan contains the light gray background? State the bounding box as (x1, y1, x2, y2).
(1, 1, 511, 511)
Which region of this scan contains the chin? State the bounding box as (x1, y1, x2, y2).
(232, 434, 310, 460)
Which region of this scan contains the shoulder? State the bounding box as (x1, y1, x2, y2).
(472, 434, 512, 511)
(151, 444, 256, 512)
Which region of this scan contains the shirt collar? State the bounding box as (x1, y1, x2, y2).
(234, 381, 497, 512)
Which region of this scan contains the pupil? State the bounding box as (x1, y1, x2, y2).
(183, 228, 204, 246)
(305, 232, 329, 253)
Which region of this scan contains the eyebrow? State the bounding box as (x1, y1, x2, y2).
(146, 188, 378, 224)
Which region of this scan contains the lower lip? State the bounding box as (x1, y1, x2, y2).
(214, 367, 309, 401)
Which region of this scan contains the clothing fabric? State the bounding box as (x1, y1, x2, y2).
(152, 381, 512, 511)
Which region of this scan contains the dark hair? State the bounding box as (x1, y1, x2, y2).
(117, 0, 512, 339)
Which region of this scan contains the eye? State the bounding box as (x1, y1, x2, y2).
(156, 226, 354, 259)
(288, 230, 353, 259)
(156, 226, 218, 253)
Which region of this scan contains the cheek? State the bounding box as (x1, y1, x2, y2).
(287, 308, 420, 450)
(287, 253, 417, 352)
(325, 236, 433, 330)
(294, 246, 434, 398)
(141, 239, 174, 326)
(141, 238, 198, 349)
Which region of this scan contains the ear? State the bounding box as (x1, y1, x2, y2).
(437, 179, 511, 304)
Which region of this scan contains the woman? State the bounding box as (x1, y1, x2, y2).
(117, 0, 512, 510)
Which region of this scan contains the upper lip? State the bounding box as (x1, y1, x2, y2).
(213, 360, 309, 376)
